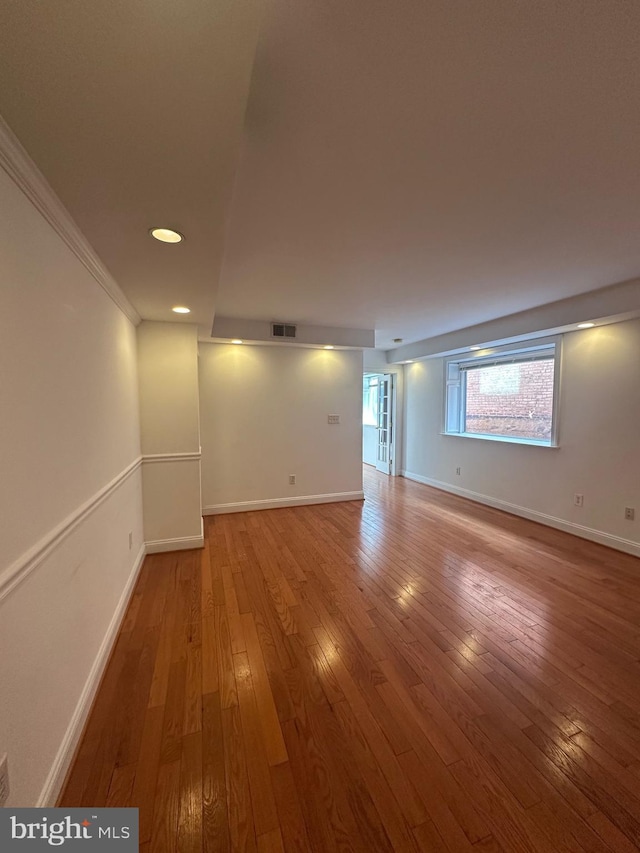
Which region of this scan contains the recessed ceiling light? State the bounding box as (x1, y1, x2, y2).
(231, 339, 243, 344)
(172, 306, 190, 314)
(150, 227, 184, 244)
(324, 345, 334, 350)
(403, 360, 413, 364)
(470, 345, 481, 351)
(578, 322, 595, 329)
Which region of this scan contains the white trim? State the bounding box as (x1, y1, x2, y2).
(443, 335, 562, 447)
(0, 114, 140, 326)
(145, 535, 204, 553)
(37, 543, 146, 807)
(0, 457, 143, 603)
(441, 432, 559, 448)
(203, 491, 365, 516)
(401, 471, 640, 558)
(142, 451, 202, 464)
(145, 517, 205, 553)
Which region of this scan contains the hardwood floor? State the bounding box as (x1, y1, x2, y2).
(60, 467, 640, 852)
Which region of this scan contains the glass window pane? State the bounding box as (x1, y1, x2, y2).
(464, 358, 554, 442)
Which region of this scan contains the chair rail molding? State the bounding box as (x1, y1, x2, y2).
(0, 457, 143, 603)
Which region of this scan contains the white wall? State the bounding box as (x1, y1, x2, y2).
(0, 165, 144, 805)
(137, 322, 203, 549)
(403, 320, 640, 554)
(199, 344, 364, 512)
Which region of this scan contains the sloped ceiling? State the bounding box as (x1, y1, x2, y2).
(2, 1, 640, 348)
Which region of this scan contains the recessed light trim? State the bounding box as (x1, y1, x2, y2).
(231, 339, 243, 344)
(150, 227, 184, 244)
(577, 322, 595, 329)
(172, 306, 191, 314)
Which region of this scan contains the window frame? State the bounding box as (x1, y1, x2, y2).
(442, 336, 562, 448)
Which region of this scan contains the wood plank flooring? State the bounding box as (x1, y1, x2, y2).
(60, 467, 640, 851)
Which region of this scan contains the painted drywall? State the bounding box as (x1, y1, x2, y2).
(403, 320, 640, 553)
(137, 322, 203, 546)
(199, 344, 363, 511)
(0, 163, 143, 805)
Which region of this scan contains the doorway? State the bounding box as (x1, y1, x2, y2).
(362, 373, 396, 475)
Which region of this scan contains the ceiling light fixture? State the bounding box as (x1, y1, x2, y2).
(172, 306, 190, 314)
(470, 346, 481, 351)
(578, 322, 595, 329)
(324, 345, 334, 350)
(150, 227, 184, 244)
(231, 339, 243, 344)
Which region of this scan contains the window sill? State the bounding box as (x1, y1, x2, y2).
(441, 431, 558, 448)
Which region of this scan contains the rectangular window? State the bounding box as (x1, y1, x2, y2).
(444, 339, 561, 446)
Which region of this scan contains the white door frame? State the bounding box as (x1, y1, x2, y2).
(364, 372, 397, 476)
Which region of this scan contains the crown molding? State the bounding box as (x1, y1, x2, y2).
(0, 113, 141, 326)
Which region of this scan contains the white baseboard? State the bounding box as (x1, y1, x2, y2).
(37, 544, 146, 807)
(401, 471, 640, 558)
(145, 535, 205, 553)
(203, 491, 365, 516)
(145, 517, 205, 553)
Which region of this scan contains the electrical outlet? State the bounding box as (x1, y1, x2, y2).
(625, 507, 635, 521)
(574, 494, 584, 507)
(128, 531, 133, 550)
(0, 753, 9, 807)
(327, 414, 340, 424)
(289, 474, 296, 485)
(455, 467, 461, 476)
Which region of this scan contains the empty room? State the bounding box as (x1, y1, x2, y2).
(1, 1, 640, 851)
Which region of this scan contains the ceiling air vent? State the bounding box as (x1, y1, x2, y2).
(271, 323, 297, 339)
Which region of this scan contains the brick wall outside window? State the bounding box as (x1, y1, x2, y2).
(465, 359, 554, 441)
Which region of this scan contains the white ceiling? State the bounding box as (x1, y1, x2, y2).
(2, 1, 640, 348)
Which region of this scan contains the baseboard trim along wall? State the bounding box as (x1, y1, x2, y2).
(39, 543, 146, 807)
(203, 491, 365, 516)
(401, 471, 640, 558)
(0, 457, 143, 604)
(145, 517, 205, 553)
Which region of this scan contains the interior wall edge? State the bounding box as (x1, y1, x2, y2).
(145, 518, 205, 553)
(401, 470, 640, 558)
